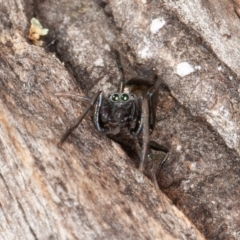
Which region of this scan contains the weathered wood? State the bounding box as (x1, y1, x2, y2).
(0, 0, 206, 240)
(2, 0, 240, 239)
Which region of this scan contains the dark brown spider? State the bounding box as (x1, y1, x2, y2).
(56, 52, 169, 211)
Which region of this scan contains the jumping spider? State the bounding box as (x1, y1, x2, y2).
(57, 52, 169, 211)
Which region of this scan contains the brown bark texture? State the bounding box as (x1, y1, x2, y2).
(0, 0, 240, 239)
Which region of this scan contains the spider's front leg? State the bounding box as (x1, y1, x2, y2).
(139, 97, 169, 212)
(139, 97, 150, 172)
(139, 75, 167, 170)
(57, 91, 102, 147)
(139, 77, 169, 212)
(139, 96, 169, 172)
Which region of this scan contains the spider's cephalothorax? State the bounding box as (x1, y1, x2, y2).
(95, 92, 141, 133)
(57, 52, 169, 211)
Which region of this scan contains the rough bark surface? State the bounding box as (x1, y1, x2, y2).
(0, 0, 240, 240)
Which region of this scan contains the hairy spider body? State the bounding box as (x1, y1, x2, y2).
(57, 52, 169, 211)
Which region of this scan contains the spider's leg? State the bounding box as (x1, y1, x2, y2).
(138, 76, 162, 170)
(58, 91, 102, 147)
(126, 75, 161, 132)
(149, 140, 169, 179)
(93, 92, 107, 132)
(149, 150, 168, 212)
(126, 77, 154, 86)
(139, 97, 150, 172)
(115, 50, 125, 92)
(147, 75, 162, 132)
(149, 140, 168, 153)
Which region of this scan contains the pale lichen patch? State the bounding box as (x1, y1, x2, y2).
(150, 18, 166, 34)
(176, 62, 194, 77)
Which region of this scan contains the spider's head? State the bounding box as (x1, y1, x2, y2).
(100, 92, 139, 127)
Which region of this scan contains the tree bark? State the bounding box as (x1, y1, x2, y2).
(1, 0, 240, 239)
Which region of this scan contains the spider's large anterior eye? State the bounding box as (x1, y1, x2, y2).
(121, 93, 129, 101)
(112, 93, 119, 101)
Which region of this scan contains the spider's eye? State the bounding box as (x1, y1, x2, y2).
(121, 93, 129, 101)
(112, 93, 119, 101)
